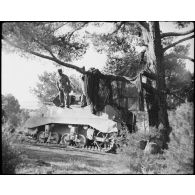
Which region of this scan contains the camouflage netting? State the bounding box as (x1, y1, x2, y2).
(82, 68, 145, 132)
(83, 68, 144, 113)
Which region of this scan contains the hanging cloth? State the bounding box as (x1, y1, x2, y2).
(137, 73, 145, 111)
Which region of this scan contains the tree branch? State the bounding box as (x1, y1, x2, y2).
(2, 33, 159, 84)
(31, 37, 57, 59)
(49, 56, 85, 74)
(137, 22, 149, 31)
(142, 71, 157, 80)
(2, 35, 85, 74)
(67, 22, 88, 41)
(168, 53, 194, 62)
(161, 29, 194, 38)
(29, 50, 56, 61)
(110, 22, 125, 35)
(3, 34, 135, 79)
(52, 22, 68, 33)
(163, 34, 194, 52)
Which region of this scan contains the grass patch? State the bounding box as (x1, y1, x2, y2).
(118, 102, 194, 174)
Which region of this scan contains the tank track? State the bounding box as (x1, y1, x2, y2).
(25, 139, 116, 154)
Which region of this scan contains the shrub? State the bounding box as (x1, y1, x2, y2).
(118, 102, 194, 174)
(2, 132, 22, 174)
(118, 132, 167, 174)
(164, 102, 194, 174)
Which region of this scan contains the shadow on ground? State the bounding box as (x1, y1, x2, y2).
(16, 144, 128, 174)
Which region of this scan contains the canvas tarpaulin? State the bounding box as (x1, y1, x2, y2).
(25, 106, 118, 133)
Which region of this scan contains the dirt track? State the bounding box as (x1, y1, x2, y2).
(16, 143, 130, 174)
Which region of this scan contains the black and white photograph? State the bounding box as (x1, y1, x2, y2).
(1, 21, 194, 175)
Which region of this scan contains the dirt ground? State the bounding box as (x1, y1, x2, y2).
(16, 143, 130, 174)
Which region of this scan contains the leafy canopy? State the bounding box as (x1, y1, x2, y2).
(2, 94, 30, 128)
(2, 22, 89, 64)
(90, 22, 194, 107)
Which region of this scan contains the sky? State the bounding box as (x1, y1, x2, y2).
(1, 22, 194, 109)
(1, 45, 108, 109)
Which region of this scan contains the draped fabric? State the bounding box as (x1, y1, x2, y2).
(83, 68, 145, 114)
(83, 68, 101, 113)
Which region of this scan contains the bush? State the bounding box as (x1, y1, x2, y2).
(118, 102, 194, 174)
(118, 132, 167, 174)
(2, 132, 22, 174)
(164, 102, 194, 174)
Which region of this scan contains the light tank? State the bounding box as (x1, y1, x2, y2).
(25, 103, 119, 152)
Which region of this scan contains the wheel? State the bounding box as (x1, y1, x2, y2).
(37, 131, 46, 143)
(61, 133, 71, 146)
(48, 132, 60, 144)
(75, 134, 86, 147)
(95, 132, 110, 149)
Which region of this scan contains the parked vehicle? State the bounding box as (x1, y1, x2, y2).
(25, 105, 118, 151)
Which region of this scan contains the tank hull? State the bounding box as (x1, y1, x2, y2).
(25, 105, 118, 150)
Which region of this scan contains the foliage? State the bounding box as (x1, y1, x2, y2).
(2, 22, 89, 62)
(31, 71, 82, 103)
(31, 71, 59, 103)
(2, 94, 20, 115)
(91, 22, 144, 77)
(2, 94, 30, 130)
(3, 22, 193, 79)
(164, 43, 194, 108)
(2, 131, 22, 174)
(2, 94, 21, 128)
(118, 132, 166, 174)
(91, 22, 194, 109)
(162, 23, 194, 108)
(19, 109, 30, 126)
(1, 95, 30, 174)
(69, 75, 83, 94)
(118, 102, 194, 174)
(174, 22, 192, 29)
(165, 102, 194, 174)
(104, 50, 144, 78)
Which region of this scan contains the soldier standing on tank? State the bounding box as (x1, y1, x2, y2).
(56, 69, 71, 108)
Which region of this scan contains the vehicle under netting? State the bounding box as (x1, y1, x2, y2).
(25, 104, 124, 154)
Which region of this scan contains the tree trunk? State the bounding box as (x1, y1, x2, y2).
(144, 79, 159, 127)
(148, 22, 169, 129)
(142, 22, 170, 148)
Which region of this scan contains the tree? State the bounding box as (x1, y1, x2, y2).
(164, 44, 194, 108)
(90, 22, 194, 148)
(69, 75, 83, 94)
(90, 22, 145, 77)
(161, 25, 194, 106)
(31, 71, 59, 103)
(2, 22, 194, 149)
(2, 94, 31, 129)
(19, 109, 30, 126)
(2, 22, 89, 73)
(2, 94, 21, 128)
(31, 71, 82, 103)
(131, 22, 193, 131)
(95, 27, 193, 109)
(140, 22, 193, 131)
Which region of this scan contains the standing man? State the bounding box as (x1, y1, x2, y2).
(56, 69, 71, 108)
